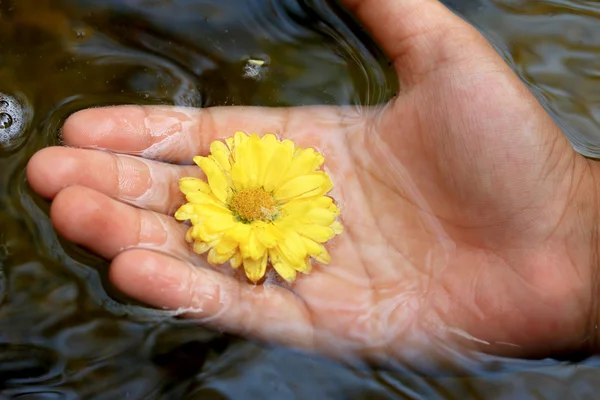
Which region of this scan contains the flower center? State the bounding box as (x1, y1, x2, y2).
(230, 188, 278, 223)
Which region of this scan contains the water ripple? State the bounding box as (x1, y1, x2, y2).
(475, 0, 600, 156)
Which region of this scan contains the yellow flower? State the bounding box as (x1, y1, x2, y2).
(174, 131, 343, 283)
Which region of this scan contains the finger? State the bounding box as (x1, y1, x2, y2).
(27, 146, 198, 215)
(50, 185, 196, 262)
(341, 0, 501, 84)
(60, 105, 348, 164)
(61, 105, 288, 163)
(110, 248, 315, 349)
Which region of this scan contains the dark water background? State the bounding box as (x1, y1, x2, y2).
(2, 0, 600, 398)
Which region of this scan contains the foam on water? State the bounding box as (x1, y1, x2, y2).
(0, 93, 28, 149)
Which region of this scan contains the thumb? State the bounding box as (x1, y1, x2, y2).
(341, 0, 498, 85)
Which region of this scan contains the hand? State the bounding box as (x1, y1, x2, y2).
(26, 0, 600, 366)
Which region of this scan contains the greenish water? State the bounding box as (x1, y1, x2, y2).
(2, 0, 600, 398)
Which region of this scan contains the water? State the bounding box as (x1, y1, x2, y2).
(2, 0, 600, 398)
(0, 94, 28, 149)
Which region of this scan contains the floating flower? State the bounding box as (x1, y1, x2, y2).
(174, 131, 343, 283)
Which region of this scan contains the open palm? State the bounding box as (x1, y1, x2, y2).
(27, 0, 600, 364)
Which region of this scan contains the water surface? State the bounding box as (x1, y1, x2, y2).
(2, 0, 600, 398)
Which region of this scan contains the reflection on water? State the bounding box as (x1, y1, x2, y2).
(460, 0, 600, 158)
(2, 0, 600, 398)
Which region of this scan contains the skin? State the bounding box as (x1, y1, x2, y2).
(26, 0, 600, 367)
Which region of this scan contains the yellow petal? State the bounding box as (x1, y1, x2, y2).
(298, 257, 312, 274)
(185, 227, 194, 243)
(208, 247, 233, 265)
(189, 224, 202, 240)
(231, 131, 249, 161)
(263, 142, 293, 193)
(300, 235, 332, 264)
(225, 136, 235, 152)
(314, 246, 331, 264)
(174, 203, 195, 221)
(211, 139, 231, 155)
(274, 173, 332, 203)
(230, 252, 243, 268)
(234, 131, 248, 148)
(329, 203, 340, 216)
(302, 196, 340, 216)
(282, 139, 295, 154)
(215, 236, 238, 254)
(299, 235, 322, 255)
(240, 229, 266, 260)
(254, 223, 281, 248)
(331, 220, 344, 235)
(312, 196, 340, 216)
(282, 231, 307, 262)
(303, 206, 336, 226)
(193, 241, 211, 254)
(177, 205, 206, 225)
(298, 224, 335, 243)
(274, 262, 297, 282)
(261, 133, 279, 147)
(270, 250, 297, 282)
(225, 223, 251, 242)
(259, 134, 278, 187)
(185, 204, 229, 221)
(239, 134, 263, 187)
(203, 213, 237, 234)
(193, 223, 221, 242)
(281, 148, 324, 183)
(194, 156, 230, 203)
(243, 254, 268, 282)
(251, 134, 267, 185)
(275, 242, 305, 270)
(230, 162, 250, 191)
(281, 198, 312, 218)
(210, 140, 232, 172)
(313, 196, 333, 208)
(185, 192, 227, 208)
(179, 177, 211, 195)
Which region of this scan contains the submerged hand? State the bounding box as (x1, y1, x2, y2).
(27, 0, 600, 365)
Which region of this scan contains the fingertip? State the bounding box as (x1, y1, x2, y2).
(27, 147, 55, 198)
(50, 186, 100, 241)
(110, 249, 198, 310)
(62, 106, 149, 149)
(27, 147, 88, 199)
(109, 249, 158, 294)
(61, 108, 99, 146)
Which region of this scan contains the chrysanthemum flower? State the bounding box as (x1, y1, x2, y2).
(174, 131, 343, 283)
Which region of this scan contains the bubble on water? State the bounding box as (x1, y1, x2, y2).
(0, 113, 13, 129)
(0, 93, 29, 149)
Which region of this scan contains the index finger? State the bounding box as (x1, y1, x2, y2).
(61, 105, 289, 164)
